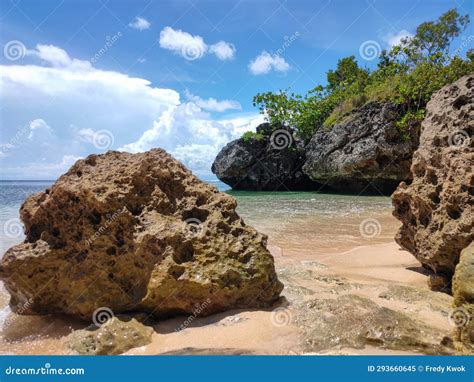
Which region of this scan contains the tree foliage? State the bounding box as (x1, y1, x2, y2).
(249, 8, 473, 143)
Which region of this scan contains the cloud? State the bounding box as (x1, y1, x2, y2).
(159, 26, 235, 61)
(248, 51, 290, 75)
(0, 117, 81, 178)
(159, 27, 207, 60)
(208, 41, 236, 60)
(129, 17, 151, 31)
(120, 104, 263, 176)
(383, 30, 413, 48)
(184, 90, 241, 112)
(27, 119, 52, 140)
(28, 44, 91, 69)
(0, 44, 256, 179)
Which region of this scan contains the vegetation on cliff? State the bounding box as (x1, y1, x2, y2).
(248, 9, 473, 142)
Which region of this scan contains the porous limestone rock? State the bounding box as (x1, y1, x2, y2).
(67, 317, 153, 355)
(0, 149, 283, 320)
(303, 102, 418, 194)
(392, 74, 474, 282)
(212, 123, 320, 191)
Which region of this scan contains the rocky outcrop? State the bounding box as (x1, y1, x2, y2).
(0, 149, 283, 320)
(452, 242, 474, 353)
(212, 123, 320, 191)
(303, 102, 418, 194)
(67, 317, 153, 355)
(392, 74, 474, 284)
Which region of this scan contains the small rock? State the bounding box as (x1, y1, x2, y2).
(67, 317, 153, 355)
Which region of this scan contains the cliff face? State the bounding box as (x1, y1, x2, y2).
(392, 73, 473, 284)
(302, 102, 419, 194)
(0, 149, 283, 320)
(212, 123, 321, 191)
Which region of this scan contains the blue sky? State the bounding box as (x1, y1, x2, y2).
(0, 0, 472, 179)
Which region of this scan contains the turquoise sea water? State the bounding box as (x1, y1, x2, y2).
(0, 180, 397, 257)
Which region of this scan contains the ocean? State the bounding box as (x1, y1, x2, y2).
(0, 179, 397, 257)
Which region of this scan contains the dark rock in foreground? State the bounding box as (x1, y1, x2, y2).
(0, 149, 283, 320)
(303, 102, 418, 194)
(392, 73, 474, 284)
(212, 123, 321, 191)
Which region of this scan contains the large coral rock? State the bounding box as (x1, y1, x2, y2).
(0, 149, 283, 320)
(212, 123, 320, 191)
(67, 317, 153, 355)
(302, 102, 418, 194)
(452, 242, 474, 353)
(392, 74, 474, 281)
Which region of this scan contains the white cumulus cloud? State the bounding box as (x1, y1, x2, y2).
(184, 90, 241, 112)
(28, 44, 91, 69)
(129, 17, 151, 31)
(159, 26, 235, 61)
(208, 41, 236, 61)
(120, 104, 263, 176)
(248, 51, 290, 75)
